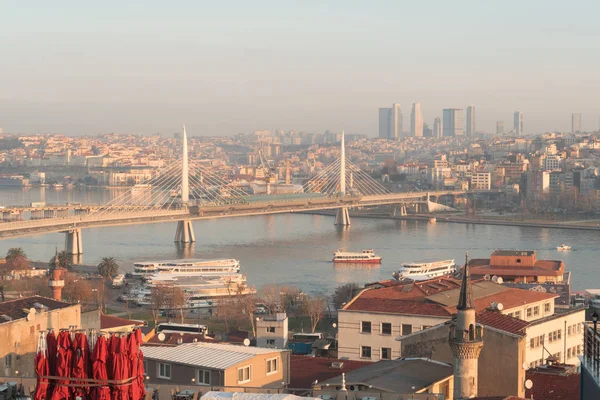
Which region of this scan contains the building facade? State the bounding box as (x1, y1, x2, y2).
(378, 108, 391, 139)
(466, 106, 476, 137)
(572, 113, 582, 134)
(256, 313, 288, 349)
(433, 117, 442, 139)
(514, 111, 524, 135)
(411, 103, 423, 137)
(443, 109, 465, 137)
(496, 121, 504, 135)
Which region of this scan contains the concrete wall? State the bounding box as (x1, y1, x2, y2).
(0, 304, 81, 378)
(146, 358, 224, 387)
(81, 309, 101, 332)
(398, 324, 526, 399)
(256, 317, 288, 349)
(338, 310, 448, 360)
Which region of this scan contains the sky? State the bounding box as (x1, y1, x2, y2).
(1, 0, 599, 136)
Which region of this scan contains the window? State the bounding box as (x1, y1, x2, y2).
(4, 355, 11, 367)
(266, 358, 278, 375)
(266, 339, 275, 346)
(401, 324, 412, 336)
(157, 363, 171, 379)
(514, 311, 521, 319)
(381, 323, 392, 335)
(533, 306, 540, 316)
(422, 325, 432, 330)
(196, 369, 210, 385)
(544, 303, 551, 312)
(526, 308, 532, 318)
(361, 346, 372, 359)
(266, 327, 275, 333)
(361, 321, 371, 334)
(381, 348, 391, 360)
(516, 259, 521, 263)
(237, 365, 251, 383)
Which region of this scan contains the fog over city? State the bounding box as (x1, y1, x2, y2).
(1, 1, 599, 135)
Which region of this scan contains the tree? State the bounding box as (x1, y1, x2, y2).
(331, 283, 361, 310)
(301, 295, 327, 333)
(164, 286, 186, 323)
(214, 297, 237, 334)
(90, 280, 108, 313)
(279, 286, 303, 316)
(6, 247, 26, 262)
(97, 257, 119, 280)
(48, 251, 73, 271)
(260, 284, 282, 315)
(62, 273, 92, 304)
(237, 291, 258, 337)
(150, 286, 170, 326)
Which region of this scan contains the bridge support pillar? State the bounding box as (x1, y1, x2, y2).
(65, 228, 83, 255)
(392, 204, 407, 217)
(334, 207, 351, 226)
(175, 220, 196, 243)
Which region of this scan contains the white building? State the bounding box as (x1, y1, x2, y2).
(470, 172, 491, 190)
(514, 111, 524, 135)
(544, 155, 563, 171)
(256, 313, 288, 349)
(411, 103, 423, 137)
(466, 105, 476, 137)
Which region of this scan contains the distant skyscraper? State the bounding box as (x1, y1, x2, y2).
(433, 117, 442, 139)
(496, 121, 504, 135)
(572, 113, 582, 134)
(514, 111, 524, 135)
(466, 105, 476, 137)
(391, 103, 403, 140)
(378, 108, 391, 139)
(443, 109, 464, 137)
(410, 103, 423, 137)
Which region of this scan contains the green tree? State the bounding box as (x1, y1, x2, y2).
(6, 248, 26, 262)
(48, 251, 73, 271)
(97, 257, 119, 279)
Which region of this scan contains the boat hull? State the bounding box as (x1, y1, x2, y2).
(333, 258, 382, 264)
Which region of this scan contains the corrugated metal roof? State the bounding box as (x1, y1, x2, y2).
(142, 343, 282, 370)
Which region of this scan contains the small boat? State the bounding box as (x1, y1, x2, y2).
(332, 249, 382, 264)
(557, 244, 572, 251)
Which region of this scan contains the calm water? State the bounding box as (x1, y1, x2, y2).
(0, 187, 598, 294)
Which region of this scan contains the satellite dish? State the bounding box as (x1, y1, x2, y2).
(491, 276, 499, 283)
(497, 277, 504, 284)
(525, 379, 533, 389)
(157, 332, 166, 342)
(29, 308, 36, 315)
(497, 303, 504, 311)
(522, 362, 529, 370)
(243, 338, 250, 347)
(484, 274, 491, 281)
(26, 313, 34, 322)
(491, 302, 498, 309)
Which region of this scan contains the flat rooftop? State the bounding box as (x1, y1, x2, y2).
(492, 250, 535, 256)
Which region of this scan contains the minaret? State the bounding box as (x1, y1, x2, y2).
(48, 249, 66, 301)
(181, 125, 189, 204)
(450, 252, 483, 400)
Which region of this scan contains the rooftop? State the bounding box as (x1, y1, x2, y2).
(319, 358, 453, 393)
(526, 365, 580, 400)
(289, 356, 369, 389)
(100, 314, 144, 330)
(492, 250, 535, 257)
(142, 342, 285, 370)
(0, 296, 74, 324)
(344, 280, 557, 317)
(469, 258, 564, 277)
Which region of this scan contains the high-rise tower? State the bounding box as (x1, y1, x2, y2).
(392, 104, 403, 140)
(411, 103, 423, 137)
(378, 108, 391, 139)
(514, 111, 524, 135)
(496, 121, 504, 135)
(450, 253, 483, 400)
(572, 113, 582, 134)
(433, 117, 442, 139)
(466, 106, 476, 137)
(443, 109, 464, 137)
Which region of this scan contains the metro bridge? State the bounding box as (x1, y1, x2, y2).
(0, 127, 464, 254)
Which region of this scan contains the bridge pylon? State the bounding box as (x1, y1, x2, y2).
(64, 228, 83, 255)
(335, 131, 351, 226)
(175, 220, 196, 243)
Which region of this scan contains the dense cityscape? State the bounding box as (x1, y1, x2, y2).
(2, 2, 600, 400)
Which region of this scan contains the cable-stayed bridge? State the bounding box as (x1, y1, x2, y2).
(0, 127, 464, 254)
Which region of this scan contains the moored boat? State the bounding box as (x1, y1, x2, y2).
(393, 259, 456, 281)
(557, 244, 572, 251)
(332, 249, 382, 264)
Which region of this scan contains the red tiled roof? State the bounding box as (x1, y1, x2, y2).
(526, 369, 581, 400)
(0, 296, 73, 323)
(476, 310, 529, 336)
(346, 298, 451, 317)
(289, 356, 370, 389)
(469, 258, 564, 277)
(100, 314, 144, 329)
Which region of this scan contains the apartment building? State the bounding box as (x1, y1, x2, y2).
(470, 171, 491, 190)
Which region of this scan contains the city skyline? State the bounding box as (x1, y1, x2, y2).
(1, 2, 600, 136)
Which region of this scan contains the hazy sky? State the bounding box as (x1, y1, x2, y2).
(1, 1, 599, 136)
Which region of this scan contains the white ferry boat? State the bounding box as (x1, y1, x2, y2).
(132, 258, 240, 278)
(332, 249, 382, 264)
(557, 244, 572, 251)
(393, 259, 456, 281)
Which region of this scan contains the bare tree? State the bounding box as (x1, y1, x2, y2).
(62, 273, 92, 304)
(91, 280, 108, 313)
(150, 285, 170, 326)
(279, 286, 303, 315)
(214, 297, 237, 334)
(236, 287, 258, 337)
(331, 283, 361, 310)
(166, 286, 187, 323)
(260, 284, 281, 315)
(301, 295, 327, 333)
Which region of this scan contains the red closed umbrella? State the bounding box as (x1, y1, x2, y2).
(46, 330, 58, 398)
(50, 331, 72, 400)
(91, 335, 111, 400)
(110, 335, 130, 400)
(71, 332, 91, 400)
(128, 329, 146, 400)
(33, 334, 50, 400)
